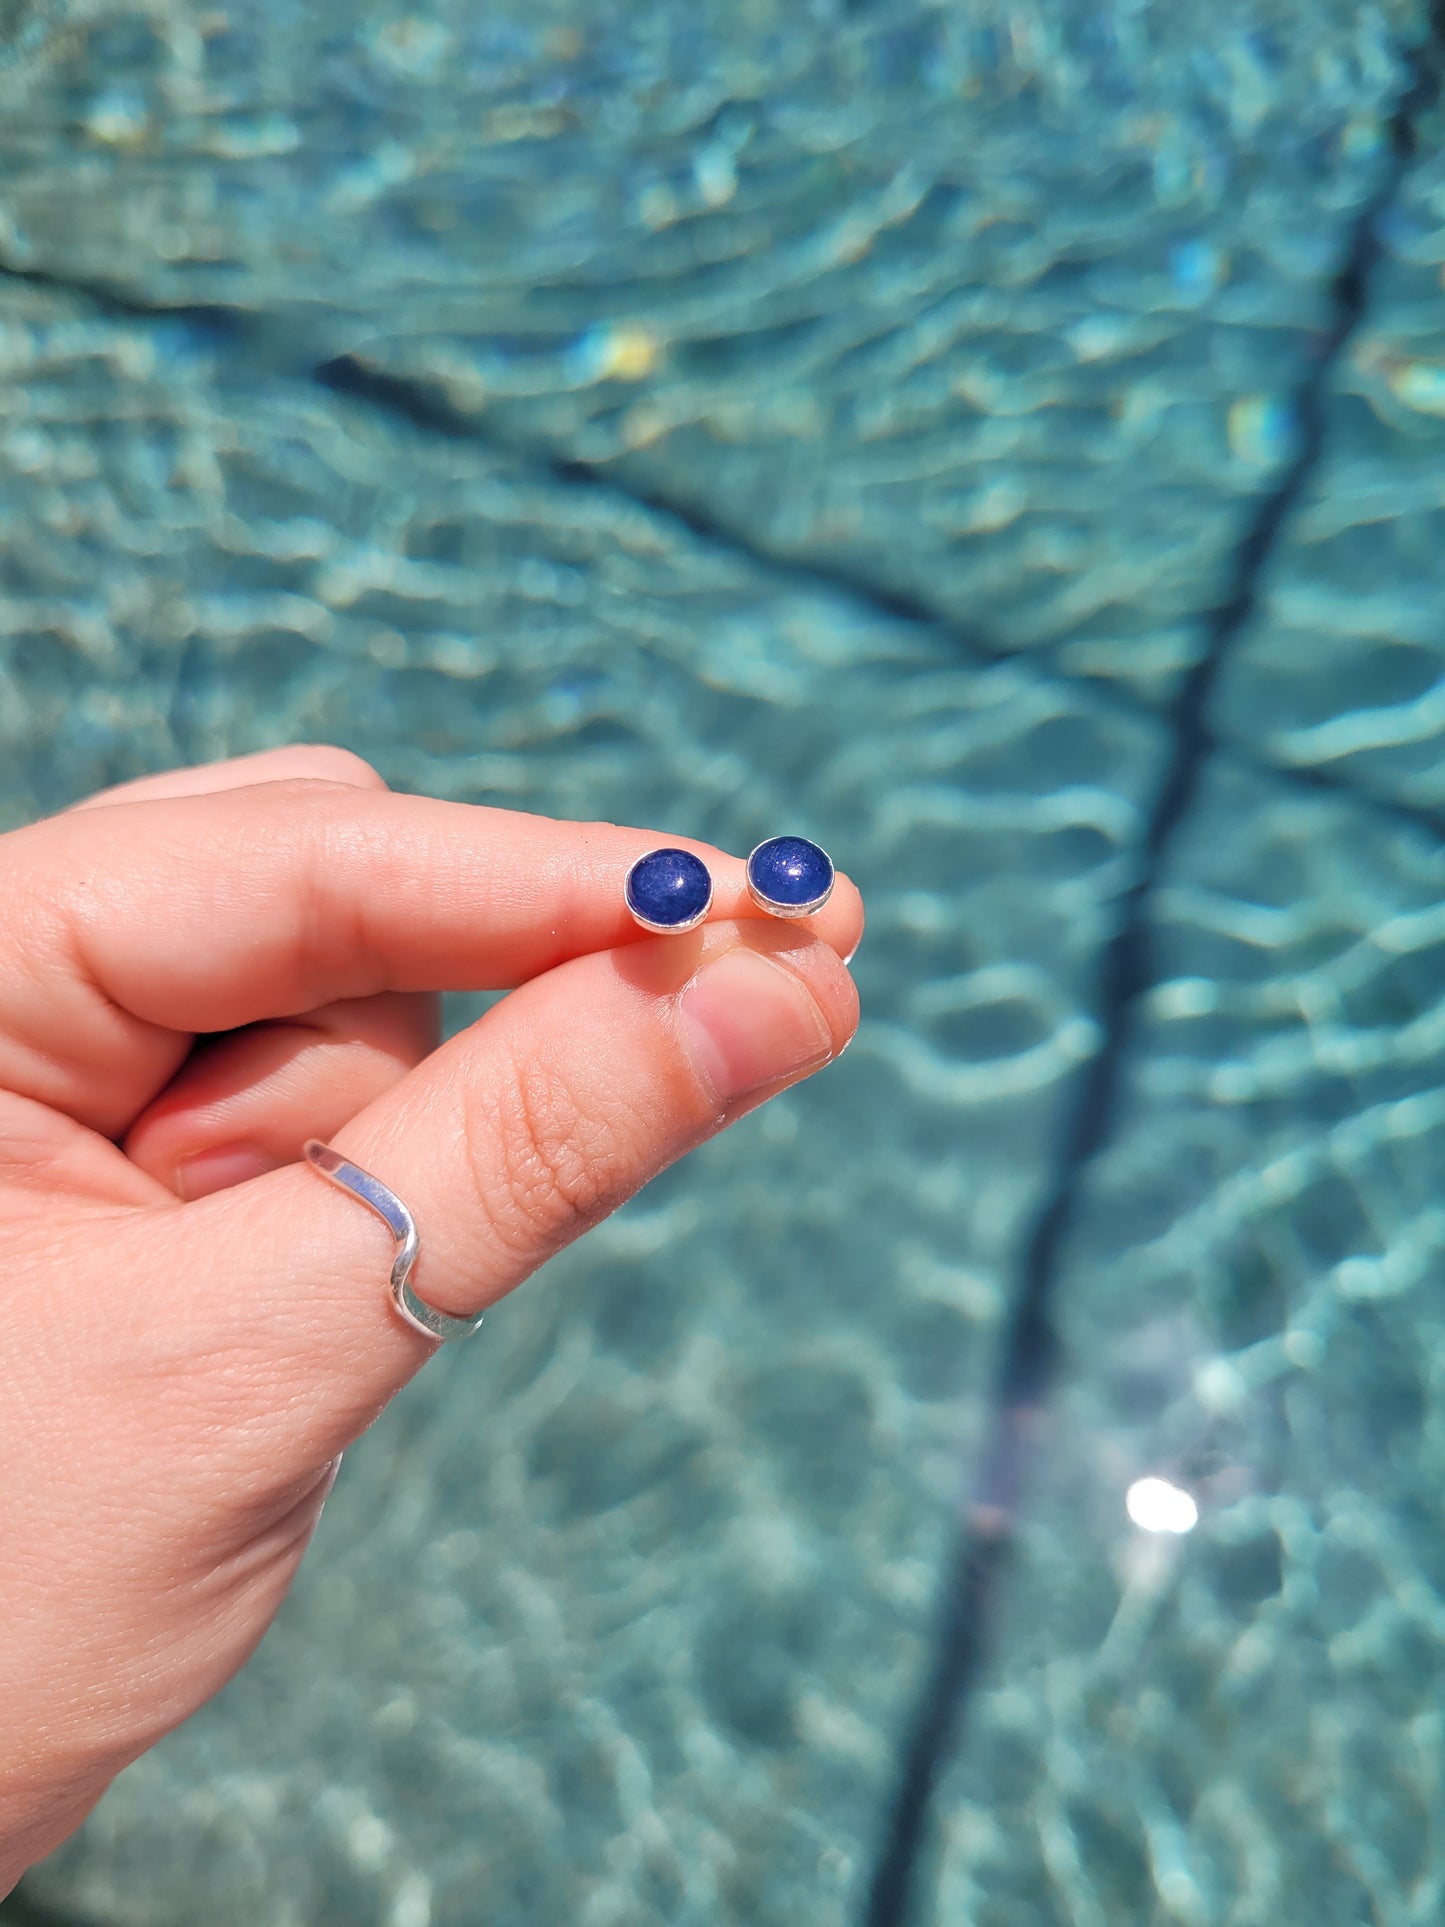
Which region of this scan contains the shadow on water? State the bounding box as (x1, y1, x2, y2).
(0, 1889, 100, 1927)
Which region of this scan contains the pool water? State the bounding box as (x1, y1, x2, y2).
(3, 1, 1445, 1921)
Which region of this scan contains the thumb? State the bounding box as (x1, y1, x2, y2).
(105, 915, 857, 1518)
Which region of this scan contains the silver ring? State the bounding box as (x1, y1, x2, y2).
(303, 1139, 484, 1345)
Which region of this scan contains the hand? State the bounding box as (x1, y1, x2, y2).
(0, 745, 861, 1895)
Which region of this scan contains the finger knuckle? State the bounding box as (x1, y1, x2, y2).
(255, 785, 384, 1003)
(470, 1046, 645, 1258)
(286, 746, 387, 792)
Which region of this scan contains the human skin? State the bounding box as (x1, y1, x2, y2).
(0, 744, 862, 1896)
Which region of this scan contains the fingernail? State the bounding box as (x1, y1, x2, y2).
(679, 947, 834, 1106)
(176, 1143, 283, 1201)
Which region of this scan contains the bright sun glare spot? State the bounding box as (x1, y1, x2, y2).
(1125, 1476, 1199, 1535)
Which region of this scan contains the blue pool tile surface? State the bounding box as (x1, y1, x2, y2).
(3, 2, 1445, 1924)
(934, 762, 1445, 1921)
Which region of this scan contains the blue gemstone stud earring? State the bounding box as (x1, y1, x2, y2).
(746, 835, 835, 919)
(625, 847, 713, 934)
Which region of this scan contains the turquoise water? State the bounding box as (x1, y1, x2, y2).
(3, 1, 1445, 1921)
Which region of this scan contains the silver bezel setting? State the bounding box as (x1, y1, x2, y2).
(745, 837, 836, 919)
(625, 849, 714, 935)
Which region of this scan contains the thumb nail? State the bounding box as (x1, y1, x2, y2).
(679, 947, 833, 1106)
(175, 1143, 284, 1201)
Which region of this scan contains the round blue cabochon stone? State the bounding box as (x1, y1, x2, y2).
(625, 847, 712, 928)
(748, 835, 833, 909)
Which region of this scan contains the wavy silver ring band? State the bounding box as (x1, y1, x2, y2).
(302, 1139, 485, 1345)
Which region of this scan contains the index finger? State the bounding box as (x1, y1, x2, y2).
(0, 779, 863, 1134)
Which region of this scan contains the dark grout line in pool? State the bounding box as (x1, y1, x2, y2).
(3, 258, 1443, 850)
(0, 257, 247, 343)
(312, 350, 1017, 665)
(857, 8, 1445, 1922)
